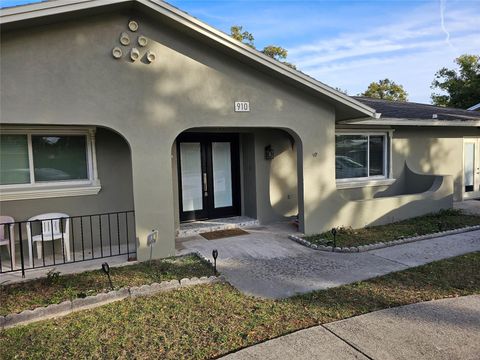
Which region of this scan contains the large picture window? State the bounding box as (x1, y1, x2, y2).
(335, 133, 388, 180)
(0, 128, 100, 201)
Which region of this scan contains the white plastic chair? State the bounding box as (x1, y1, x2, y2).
(0, 215, 15, 269)
(26, 213, 71, 267)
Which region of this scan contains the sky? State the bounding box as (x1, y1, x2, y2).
(2, 0, 479, 104)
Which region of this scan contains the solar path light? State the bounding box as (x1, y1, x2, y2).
(331, 228, 338, 250)
(212, 249, 218, 275)
(101, 262, 114, 290)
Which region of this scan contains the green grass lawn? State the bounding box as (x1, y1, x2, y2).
(1, 252, 478, 360)
(0, 254, 214, 316)
(305, 209, 480, 248)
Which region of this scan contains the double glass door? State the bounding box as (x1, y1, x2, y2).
(177, 133, 240, 221)
(464, 138, 480, 199)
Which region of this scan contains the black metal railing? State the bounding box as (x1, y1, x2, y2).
(0, 210, 136, 277)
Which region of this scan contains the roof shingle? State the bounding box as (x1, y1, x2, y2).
(354, 96, 480, 121)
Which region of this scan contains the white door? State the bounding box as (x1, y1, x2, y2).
(463, 138, 480, 199)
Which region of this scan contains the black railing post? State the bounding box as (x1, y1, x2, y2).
(132, 211, 137, 258)
(18, 222, 25, 278)
(80, 217, 85, 260)
(89, 215, 94, 259)
(99, 215, 104, 258)
(60, 217, 66, 263)
(51, 219, 56, 265)
(125, 212, 130, 257)
(108, 214, 113, 257)
(116, 213, 121, 255)
(7, 224, 13, 271)
(71, 217, 76, 262)
(38, 221, 45, 267)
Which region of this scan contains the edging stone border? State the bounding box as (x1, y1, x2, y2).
(1, 275, 222, 330)
(289, 224, 480, 253)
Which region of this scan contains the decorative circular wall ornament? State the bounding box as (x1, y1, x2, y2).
(137, 35, 148, 47)
(128, 20, 139, 32)
(112, 47, 123, 59)
(130, 48, 140, 61)
(146, 50, 156, 63)
(120, 32, 130, 46)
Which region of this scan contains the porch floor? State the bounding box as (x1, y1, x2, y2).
(0, 243, 133, 282)
(177, 216, 259, 238)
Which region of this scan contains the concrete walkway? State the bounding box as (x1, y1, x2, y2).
(221, 295, 480, 360)
(177, 223, 480, 298)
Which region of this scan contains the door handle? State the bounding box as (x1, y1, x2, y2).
(203, 173, 208, 196)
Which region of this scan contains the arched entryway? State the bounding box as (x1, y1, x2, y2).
(171, 127, 304, 236)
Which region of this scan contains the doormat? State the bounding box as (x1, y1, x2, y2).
(200, 228, 249, 240)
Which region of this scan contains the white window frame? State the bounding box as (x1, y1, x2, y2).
(0, 126, 101, 201)
(335, 129, 394, 188)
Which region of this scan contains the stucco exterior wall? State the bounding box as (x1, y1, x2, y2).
(392, 127, 480, 202)
(0, 11, 334, 259)
(1, 10, 476, 260)
(254, 129, 298, 223)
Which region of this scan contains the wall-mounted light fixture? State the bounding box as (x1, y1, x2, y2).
(265, 145, 274, 160)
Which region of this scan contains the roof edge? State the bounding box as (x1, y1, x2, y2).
(339, 117, 480, 127)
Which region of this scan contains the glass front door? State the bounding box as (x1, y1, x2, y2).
(464, 138, 480, 199)
(177, 134, 240, 221)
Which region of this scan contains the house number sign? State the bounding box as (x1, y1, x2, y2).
(234, 101, 250, 112)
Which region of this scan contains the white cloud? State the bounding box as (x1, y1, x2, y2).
(287, 1, 480, 103)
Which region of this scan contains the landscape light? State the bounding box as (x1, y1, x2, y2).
(101, 262, 114, 290)
(212, 249, 218, 275)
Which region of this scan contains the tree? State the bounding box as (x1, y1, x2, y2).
(431, 54, 480, 109)
(230, 25, 254, 48)
(360, 79, 408, 101)
(230, 25, 296, 69)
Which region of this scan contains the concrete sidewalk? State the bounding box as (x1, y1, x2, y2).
(222, 295, 480, 360)
(177, 223, 480, 298)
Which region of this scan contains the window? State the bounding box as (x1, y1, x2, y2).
(335, 133, 388, 181)
(32, 135, 88, 182)
(0, 135, 30, 185)
(0, 128, 100, 201)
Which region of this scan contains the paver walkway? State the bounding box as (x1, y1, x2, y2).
(221, 295, 480, 360)
(177, 223, 480, 298)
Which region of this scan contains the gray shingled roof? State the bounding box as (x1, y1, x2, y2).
(354, 96, 480, 121)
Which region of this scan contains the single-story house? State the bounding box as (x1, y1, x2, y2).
(1, 0, 479, 271)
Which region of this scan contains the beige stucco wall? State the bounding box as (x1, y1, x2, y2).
(0, 11, 334, 259)
(392, 127, 479, 202)
(255, 129, 299, 222)
(1, 10, 475, 261)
